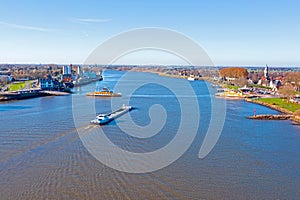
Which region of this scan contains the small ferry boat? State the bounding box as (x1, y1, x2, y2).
(216, 90, 246, 98)
(86, 87, 121, 97)
(187, 75, 195, 81)
(90, 105, 133, 125)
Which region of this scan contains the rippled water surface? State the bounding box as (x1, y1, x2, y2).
(1, 70, 299, 199)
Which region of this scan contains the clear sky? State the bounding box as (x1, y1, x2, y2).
(0, 0, 299, 66)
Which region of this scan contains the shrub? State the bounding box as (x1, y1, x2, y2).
(294, 109, 300, 116)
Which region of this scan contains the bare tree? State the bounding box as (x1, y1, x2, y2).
(285, 72, 300, 91)
(234, 78, 249, 87)
(279, 85, 295, 99)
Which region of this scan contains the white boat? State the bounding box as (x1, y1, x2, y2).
(90, 105, 133, 125)
(215, 90, 246, 98)
(187, 76, 195, 81)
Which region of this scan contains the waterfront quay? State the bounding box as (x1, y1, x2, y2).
(247, 114, 293, 120)
(0, 89, 69, 101)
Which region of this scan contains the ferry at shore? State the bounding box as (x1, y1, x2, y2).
(90, 105, 133, 125)
(216, 90, 247, 98)
(73, 75, 103, 87)
(86, 87, 121, 97)
(187, 76, 195, 81)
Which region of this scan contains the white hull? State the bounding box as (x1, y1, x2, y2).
(90, 105, 132, 125)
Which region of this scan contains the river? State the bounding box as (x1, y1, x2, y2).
(0, 70, 299, 199)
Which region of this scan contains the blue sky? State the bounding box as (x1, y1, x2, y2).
(0, 0, 299, 66)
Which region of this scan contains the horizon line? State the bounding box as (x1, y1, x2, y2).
(0, 63, 299, 68)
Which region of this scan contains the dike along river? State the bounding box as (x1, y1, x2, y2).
(0, 70, 299, 199)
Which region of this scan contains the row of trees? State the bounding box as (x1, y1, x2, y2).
(219, 67, 248, 87)
(219, 67, 248, 79)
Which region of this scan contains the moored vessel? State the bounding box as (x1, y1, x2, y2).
(187, 75, 195, 81)
(216, 90, 246, 98)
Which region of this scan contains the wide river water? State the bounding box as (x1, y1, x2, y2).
(1, 70, 299, 199)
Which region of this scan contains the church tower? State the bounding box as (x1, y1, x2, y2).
(264, 65, 269, 80)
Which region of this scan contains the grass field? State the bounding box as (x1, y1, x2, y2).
(257, 98, 300, 113)
(8, 81, 31, 91)
(249, 84, 272, 89)
(223, 84, 239, 90)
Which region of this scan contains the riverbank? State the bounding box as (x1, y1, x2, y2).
(0, 89, 70, 101)
(149, 70, 300, 124)
(245, 98, 294, 114)
(247, 114, 293, 120)
(157, 71, 300, 125)
(245, 98, 300, 124)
